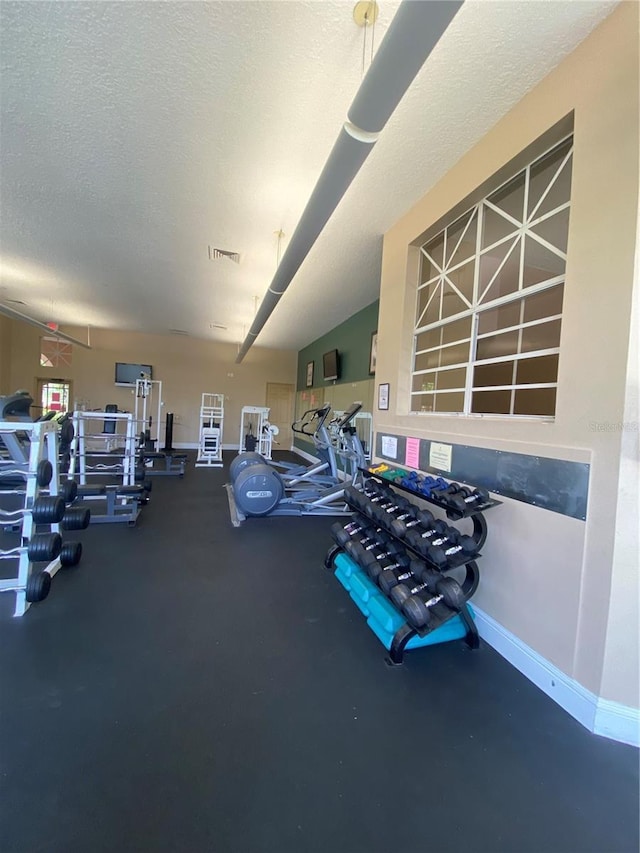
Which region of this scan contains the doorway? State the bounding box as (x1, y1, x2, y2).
(265, 383, 294, 451)
(37, 378, 72, 416)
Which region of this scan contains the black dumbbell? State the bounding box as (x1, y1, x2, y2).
(390, 508, 435, 539)
(424, 532, 478, 567)
(0, 532, 63, 563)
(405, 519, 451, 557)
(402, 576, 467, 629)
(365, 494, 412, 522)
(360, 549, 411, 582)
(344, 483, 388, 511)
(389, 565, 443, 609)
(444, 486, 490, 514)
(0, 496, 66, 525)
(331, 517, 379, 548)
(345, 537, 403, 572)
(379, 557, 425, 594)
(429, 481, 461, 501)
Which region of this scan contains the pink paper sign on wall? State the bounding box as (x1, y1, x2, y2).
(405, 437, 420, 469)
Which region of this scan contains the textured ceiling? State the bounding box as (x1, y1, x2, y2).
(0, 0, 617, 351)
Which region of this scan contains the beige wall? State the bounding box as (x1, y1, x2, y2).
(600, 209, 640, 708)
(0, 315, 12, 394)
(377, 3, 639, 706)
(5, 318, 297, 446)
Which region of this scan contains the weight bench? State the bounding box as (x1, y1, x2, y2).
(140, 451, 186, 477)
(75, 483, 149, 526)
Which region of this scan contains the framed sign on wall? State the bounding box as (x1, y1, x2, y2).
(369, 331, 378, 374)
(306, 361, 314, 388)
(378, 382, 389, 411)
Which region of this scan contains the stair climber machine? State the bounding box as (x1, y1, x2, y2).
(229, 404, 366, 520)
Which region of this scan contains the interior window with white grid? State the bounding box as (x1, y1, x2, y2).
(412, 136, 572, 417)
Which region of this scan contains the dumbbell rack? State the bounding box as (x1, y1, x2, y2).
(0, 420, 65, 616)
(326, 467, 500, 664)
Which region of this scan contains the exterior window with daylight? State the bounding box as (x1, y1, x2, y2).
(412, 136, 572, 418)
(40, 336, 73, 368)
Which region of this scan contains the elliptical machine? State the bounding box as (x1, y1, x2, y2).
(229, 404, 366, 519)
(230, 403, 340, 489)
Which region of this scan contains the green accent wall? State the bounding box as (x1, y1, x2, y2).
(296, 300, 379, 390)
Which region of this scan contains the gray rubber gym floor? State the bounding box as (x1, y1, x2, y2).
(1, 453, 638, 853)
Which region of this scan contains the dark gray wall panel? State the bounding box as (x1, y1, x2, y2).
(374, 432, 589, 520)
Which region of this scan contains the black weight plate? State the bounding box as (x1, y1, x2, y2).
(26, 571, 52, 603)
(60, 541, 83, 567)
(59, 480, 78, 504)
(60, 421, 74, 446)
(61, 507, 91, 530)
(27, 532, 62, 562)
(32, 496, 66, 524)
(36, 459, 53, 488)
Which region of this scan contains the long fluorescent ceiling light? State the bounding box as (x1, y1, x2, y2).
(0, 303, 92, 349)
(236, 0, 463, 363)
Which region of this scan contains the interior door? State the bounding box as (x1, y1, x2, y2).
(265, 383, 295, 451)
(37, 378, 72, 417)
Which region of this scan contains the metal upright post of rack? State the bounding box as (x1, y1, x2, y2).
(0, 420, 63, 616)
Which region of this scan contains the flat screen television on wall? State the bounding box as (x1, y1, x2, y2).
(115, 362, 153, 387)
(322, 349, 340, 382)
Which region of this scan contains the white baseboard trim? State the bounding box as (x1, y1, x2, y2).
(472, 606, 639, 747)
(594, 699, 640, 747)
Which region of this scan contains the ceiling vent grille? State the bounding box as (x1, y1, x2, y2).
(169, 328, 189, 336)
(209, 323, 227, 330)
(208, 246, 240, 264)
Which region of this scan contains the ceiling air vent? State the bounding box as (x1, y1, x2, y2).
(208, 246, 240, 264)
(169, 328, 189, 336)
(210, 323, 227, 330)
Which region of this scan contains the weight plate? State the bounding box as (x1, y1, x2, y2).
(60, 541, 83, 567)
(36, 459, 53, 488)
(26, 571, 52, 603)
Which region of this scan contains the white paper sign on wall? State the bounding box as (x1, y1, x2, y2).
(429, 441, 452, 472)
(381, 436, 398, 459)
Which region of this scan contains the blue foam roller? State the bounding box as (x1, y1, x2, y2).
(349, 570, 379, 604)
(350, 590, 372, 617)
(368, 594, 406, 634)
(334, 563, 352, 591)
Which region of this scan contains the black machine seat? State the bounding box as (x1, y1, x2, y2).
(0, 392, 34, 421)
